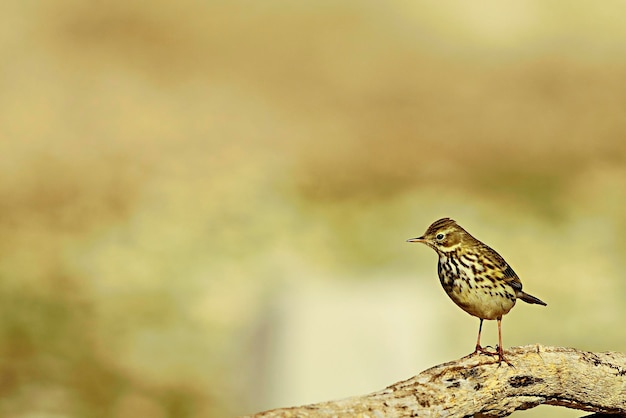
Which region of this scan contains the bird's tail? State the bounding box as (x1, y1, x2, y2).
(517, 291, 547, 306)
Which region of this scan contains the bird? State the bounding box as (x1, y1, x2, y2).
(407, 218, 546, 364)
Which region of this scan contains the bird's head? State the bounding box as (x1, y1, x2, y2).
(407, 218, 470, 253)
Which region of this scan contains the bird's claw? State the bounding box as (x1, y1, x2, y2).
(471, 344, 499, 357)
(495, 345, 514, 367)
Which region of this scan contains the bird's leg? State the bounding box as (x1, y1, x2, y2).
(496, 317, 513, 366)
(475, 318, 485, 353)
(468, 319, 497, 357)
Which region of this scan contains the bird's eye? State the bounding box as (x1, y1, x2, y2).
(436, 233, 445, 240)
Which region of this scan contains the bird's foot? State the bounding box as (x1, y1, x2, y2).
(475, 344, 499, 356)
(495, 345, 514, 367)
(465, 344, 499, 359)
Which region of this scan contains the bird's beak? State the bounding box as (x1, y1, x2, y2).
(406, 236, 425, 243)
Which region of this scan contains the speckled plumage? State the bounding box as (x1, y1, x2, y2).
(408, 218, 546, 363)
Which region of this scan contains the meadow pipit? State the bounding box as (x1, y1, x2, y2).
(407, 218, 546, 364)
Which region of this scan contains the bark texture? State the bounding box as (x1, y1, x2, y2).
(245, 345, 626, 417)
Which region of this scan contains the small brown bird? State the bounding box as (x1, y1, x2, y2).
(407, 218, 546, 363)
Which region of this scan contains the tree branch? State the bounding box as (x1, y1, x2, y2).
(245, 345, 626, 417)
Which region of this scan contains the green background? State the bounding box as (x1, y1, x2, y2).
(1, 1, 625, 417)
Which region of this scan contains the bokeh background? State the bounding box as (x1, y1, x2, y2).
(1, 1, 625, 417)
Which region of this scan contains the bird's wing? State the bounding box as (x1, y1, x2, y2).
(501, 264, 523, 291)
(480, 244, 523, 291)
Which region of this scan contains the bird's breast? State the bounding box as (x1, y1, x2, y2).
(436, 253, 516, 320)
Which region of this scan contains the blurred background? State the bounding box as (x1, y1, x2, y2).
(1, 1, 625, 417)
